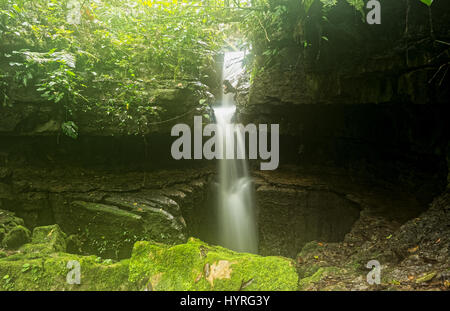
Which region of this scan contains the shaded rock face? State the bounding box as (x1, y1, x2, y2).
(237, 0, 450, 203)
(245, 1, 450, 107)
(0, 166, 213, 259)
(256, 185, 360, 258)
(251, 166, 427, 258)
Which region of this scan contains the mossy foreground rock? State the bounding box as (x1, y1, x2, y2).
(20, 224, 67, 254)
(2, 226, 31, 250)
(0, 254, 131, 291)
(0, 236, 298, 291)
(129, 238, 298, 291)
(0, 209, 30, 250)
(0, 224, 131, 290)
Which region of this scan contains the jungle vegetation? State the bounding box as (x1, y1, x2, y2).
(0, 0, 437, 138)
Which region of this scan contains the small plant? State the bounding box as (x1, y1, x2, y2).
(61, 121, 79, 139)
(21, 263, 31, 273)
(2, 274, 13, 290)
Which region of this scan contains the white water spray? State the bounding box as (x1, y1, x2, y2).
(214, 51, 258, 253)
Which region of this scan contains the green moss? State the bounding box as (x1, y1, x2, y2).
(2, 225, 31, 249)
(1, 237, 300, 291)
(70, 201, 145, 259)
(0, 253, 131, 291)
(31, 224, 67, 252)
(297, 240, 322, 258)
(129, 238, 298, 291)
(298, 267, 340, 290)
(0, 223, 132, 290)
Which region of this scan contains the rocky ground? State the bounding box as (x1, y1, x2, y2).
(295, 190, 450, 291)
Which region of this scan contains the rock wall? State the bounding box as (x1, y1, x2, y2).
(0, 166, 213, 259)
(237, 0, 450, 202)
(251, 166, 423, 258)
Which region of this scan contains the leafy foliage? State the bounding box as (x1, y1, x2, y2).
(420, 0, 433, 7)
(0, 0, 242, 136)
(61, 121, 78, 139)
(240, 0, 369, 71)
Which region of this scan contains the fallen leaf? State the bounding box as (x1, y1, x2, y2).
(416, 271, 436, 284)
(444, 280, 450, 288)
(408, 245, 419, 253)
(318, 242, 324, 247)
(435, 238, 441, 244)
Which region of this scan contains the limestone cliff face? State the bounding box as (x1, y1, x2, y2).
(242, 0, 449, 109)
(236, 0, 450, 200)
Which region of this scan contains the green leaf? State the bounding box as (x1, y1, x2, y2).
(420, 0, 433, 6)
(61, 121, 79, 139)
(346, 0, 365, 17)
(303, 0, 316, 14)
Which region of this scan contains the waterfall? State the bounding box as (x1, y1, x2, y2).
(213, 51, 258, 254)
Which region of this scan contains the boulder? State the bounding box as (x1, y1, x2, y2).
(0, 253, 131, 291)
(129, 238, 298, 291)
(22, 224, 67, 253)
(0, 209, 30, 249)
(2, 225, 31, 249)
(60, 200, 186, 259)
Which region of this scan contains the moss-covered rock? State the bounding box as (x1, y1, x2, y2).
(2, 225, 31, 249)
(0, 209, 26, 248)
(56, 200, 185, 259)
(0, 237, 301, 291)
(17, 224, 67, 255)
(298, 267, 340, 291)
(129, 238, 298, 291)
(31, 224, 67, 252)
(68, 201, 147, 259)
(0, 253, 131, 291)
(66, 234, 83, 254)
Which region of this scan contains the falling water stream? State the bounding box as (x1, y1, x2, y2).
(213, 51, 258, 254)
